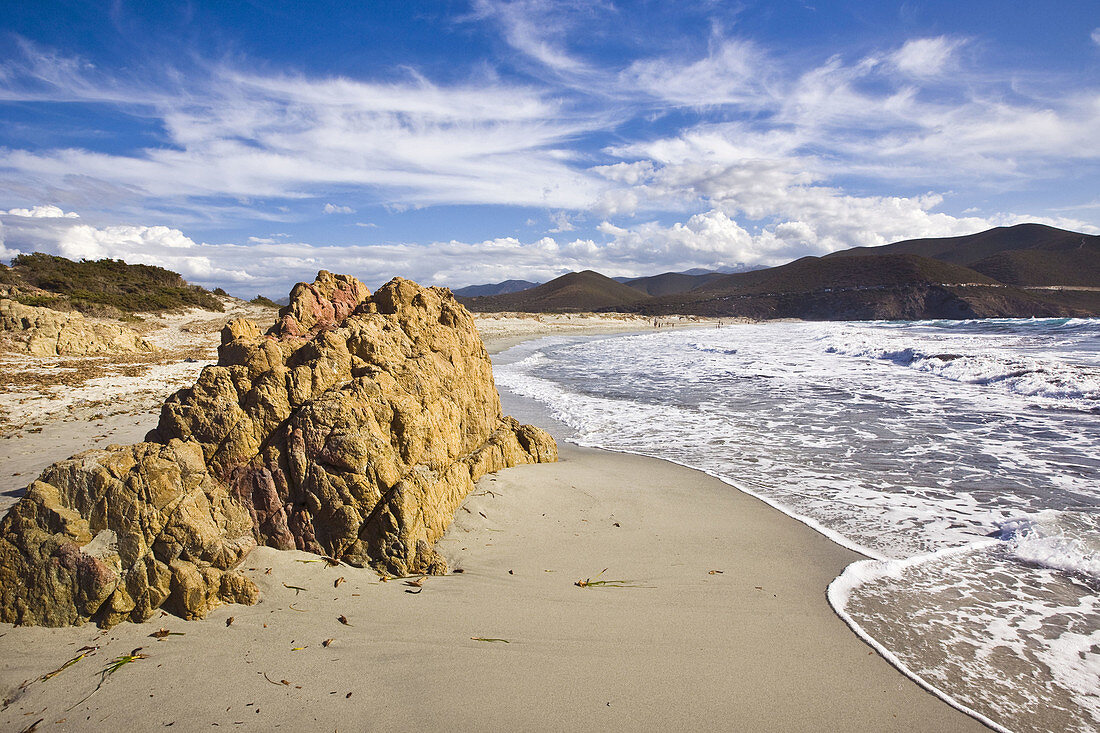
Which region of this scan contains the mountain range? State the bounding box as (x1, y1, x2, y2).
(451, 279, 542, 297)
(455, 224, 1100, 320)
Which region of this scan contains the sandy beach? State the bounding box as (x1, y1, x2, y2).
(0, 322, 989, 732)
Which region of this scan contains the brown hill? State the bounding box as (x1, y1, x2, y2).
(452, 279, 540, 297)
(626, 253, 1086, 320)
(458, 270, 650, 312)
(621, 271, 723, 296)
(459, 223, 1099, 320)
(826, 223, 1100, 287)
(695, 254, 998, 295)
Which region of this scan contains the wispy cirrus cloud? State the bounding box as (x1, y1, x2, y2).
(890, 36, 966, 77)
(469, 0, 611, 81)
(0, 41, 615, 214)
(620, 39, 774, 108)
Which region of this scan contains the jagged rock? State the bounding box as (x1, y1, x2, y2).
(0, 273, 556, 626)
(0, 297, 154, 356)
(271, 270, 370, 339)
(0, 440, 257, 627)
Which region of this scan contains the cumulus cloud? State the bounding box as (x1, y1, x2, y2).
(596, 39, 1100, 228)
(0, 210, 253, 284)
(1092, 28, 1100, 47)
(3, 204, 80, 218)
(322, 203, 354, 215)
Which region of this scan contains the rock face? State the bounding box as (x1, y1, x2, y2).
(0, 297, 154, 356)
(0, 441, 258, 627)
(0, 274, 556, 626)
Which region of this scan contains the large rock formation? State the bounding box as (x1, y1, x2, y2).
(0, 274, 556, 626)
(0, 298, 154, 356)
(0, 441, 258, 627)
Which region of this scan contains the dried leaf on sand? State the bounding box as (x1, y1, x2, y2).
(149, 628, 184, 638)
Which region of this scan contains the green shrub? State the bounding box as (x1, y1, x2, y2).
(14, 294, 62, 307)
(9, 253, 223, 313)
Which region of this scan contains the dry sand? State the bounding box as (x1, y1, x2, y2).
(472, 311, 722, 353)
(0, 322, 989, 732)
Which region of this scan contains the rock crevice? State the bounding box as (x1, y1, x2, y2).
(0, 274, 556, 626)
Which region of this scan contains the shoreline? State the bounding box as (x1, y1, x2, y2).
(486, 331, 993, 731)
(0, 326, 989, 731)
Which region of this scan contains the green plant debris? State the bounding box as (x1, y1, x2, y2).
(101, 652, 148, 676)
(471, 637, 510, 643)
(39, 651, 89, 682)
(2, 645, 100, 711)
(283, 583, 308, 594)
(67, 649, 148, 711)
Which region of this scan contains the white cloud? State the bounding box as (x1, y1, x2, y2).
(597, 43, 1100, 223)
(890, 37, 964, 77)
(0, 44, 613, 212)
(1092, 28, 1100, 47)
(323, 203, 354, 215)
(355, 221, 378, 228)
(621, 39, 772, 108)
(548, 211, 575, 232)
(0, 211, 252, 284)
(3, 204, 80, 218)
(588, 205, 1100, 277)
(470, 0, 603, 77)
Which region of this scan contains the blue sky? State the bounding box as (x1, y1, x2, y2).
(0, 1, 1098, 296)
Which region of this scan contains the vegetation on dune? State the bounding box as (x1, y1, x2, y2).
(3, 253, 223, 315)
(249, 294, 281, 308)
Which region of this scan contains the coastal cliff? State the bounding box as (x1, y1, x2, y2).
(0, 272, 556, 626)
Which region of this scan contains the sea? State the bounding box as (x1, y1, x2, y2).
(492, 317, 1100, 733)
